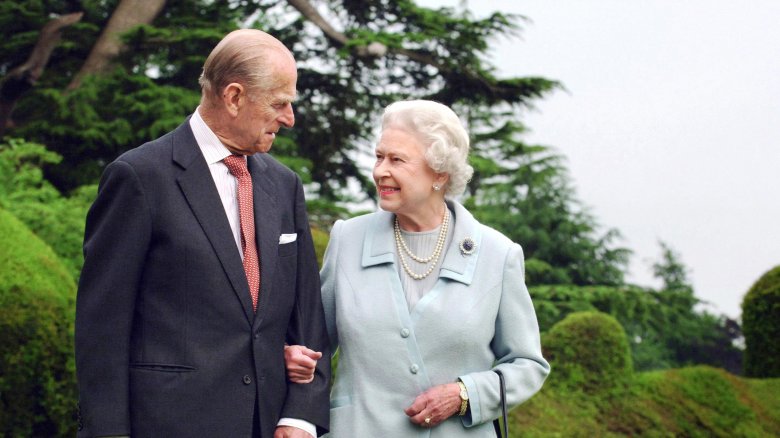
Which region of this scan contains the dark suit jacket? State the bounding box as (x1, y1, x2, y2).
(75, 120, 330, 437)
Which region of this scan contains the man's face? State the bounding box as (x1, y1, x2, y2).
(226, 53, 297, 155)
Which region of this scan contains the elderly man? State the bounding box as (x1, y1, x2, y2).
(75, 29, 329, 438)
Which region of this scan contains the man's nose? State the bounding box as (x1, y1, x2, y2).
(279, 103, 294, 128)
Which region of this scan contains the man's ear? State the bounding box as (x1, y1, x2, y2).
(222, 82, 244, 116)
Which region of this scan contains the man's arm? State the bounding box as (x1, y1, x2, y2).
(279, 175, 331, 435)
(75, 160, 151, 436)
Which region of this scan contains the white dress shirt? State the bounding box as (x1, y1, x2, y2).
(190, 108, 317, 438)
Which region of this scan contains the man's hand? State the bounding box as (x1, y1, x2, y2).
(284, 344, 322, 383)
(274, 425, 313, 438)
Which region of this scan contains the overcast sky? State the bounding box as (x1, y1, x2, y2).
(418, 0, 780, 318)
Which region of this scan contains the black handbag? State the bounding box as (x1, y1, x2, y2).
(492, 369, 508, 438)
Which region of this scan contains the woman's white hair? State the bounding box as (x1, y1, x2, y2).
(381, 100, 474, 197)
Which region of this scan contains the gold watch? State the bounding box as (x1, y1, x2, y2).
(456, 379, 469, 416)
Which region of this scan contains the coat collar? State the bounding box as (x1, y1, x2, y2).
(361, 200, 482, 285)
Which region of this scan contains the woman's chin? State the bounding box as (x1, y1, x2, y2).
(378, 199, 399, 213)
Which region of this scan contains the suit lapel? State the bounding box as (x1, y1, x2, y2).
(247, 154, 280, 326)
(172, 122, 255, 325)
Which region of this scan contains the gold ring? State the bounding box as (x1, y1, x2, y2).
(424, 417, 431, 425)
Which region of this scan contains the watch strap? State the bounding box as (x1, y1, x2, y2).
(457, 379, 469, 416)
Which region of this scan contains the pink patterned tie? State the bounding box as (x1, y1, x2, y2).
(223, 154, 260, 312)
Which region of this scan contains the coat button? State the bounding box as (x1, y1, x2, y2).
(410, 364, 419, 374)
(243, 375, 252, 385)
(400, 328, 410, 338)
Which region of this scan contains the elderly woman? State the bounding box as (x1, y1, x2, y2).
(287, 100, 549, 437)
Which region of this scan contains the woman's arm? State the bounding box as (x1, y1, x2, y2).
(459, 242, 551, 426)
(284, 345, 322, 383)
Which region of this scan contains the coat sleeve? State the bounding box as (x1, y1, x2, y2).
(75, 160, 152, 437)
(319, 219, 344, 353)
(279, 175, 332, 435)
(458, 242, 550, 427)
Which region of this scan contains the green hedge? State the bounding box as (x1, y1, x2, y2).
(0, 208, 77, 437)
(311, 226, 329, 268)
(0, 139, 94, 280)
(530, 284, 742, 373)
(543, 311, 632, 392)
(513, 365, 780, 437)
(742, 265, 780, 377)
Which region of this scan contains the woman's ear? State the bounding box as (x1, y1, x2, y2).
(435, 173, 450, 191)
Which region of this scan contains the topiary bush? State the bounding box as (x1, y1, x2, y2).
(543, 310, 633, 392)
(742, 265, 780, 377)
(0, 208, 77, 437)
(0, 139, 95, 280)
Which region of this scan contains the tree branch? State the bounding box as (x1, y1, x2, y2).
(67, 0, 166, 90)
(0, 12, 83, 135)
(286, 0, 348, 46)
(284, 0, 517, 99)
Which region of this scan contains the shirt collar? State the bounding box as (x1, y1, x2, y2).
(190, 106, 234, 165)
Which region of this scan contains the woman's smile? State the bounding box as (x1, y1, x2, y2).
(378, 185, 400, 196)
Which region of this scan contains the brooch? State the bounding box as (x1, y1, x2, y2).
(459, 237, 477, 256)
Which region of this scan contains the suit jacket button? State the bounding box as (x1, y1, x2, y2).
(243, 375, 252, 385)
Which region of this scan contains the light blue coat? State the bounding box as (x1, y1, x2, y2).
(320, 200, 550, 437)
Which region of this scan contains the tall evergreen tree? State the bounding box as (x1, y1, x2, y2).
(1, 0, 628, 283)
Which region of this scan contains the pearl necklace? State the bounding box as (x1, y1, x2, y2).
(394, 208, 450, 280)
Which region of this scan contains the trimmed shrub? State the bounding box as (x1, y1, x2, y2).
(531, 285, 743, 373)
(0, 139, 94, 280)
(0, 208, 77, 437)
(742, 265, 780, 377)
(543, 311, 633, 392)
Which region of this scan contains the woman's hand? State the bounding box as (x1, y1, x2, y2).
(404, 383, 461, 427)
(284, 345, 322, 383)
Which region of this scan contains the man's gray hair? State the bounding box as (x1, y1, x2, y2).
(198, 29, 294, 101)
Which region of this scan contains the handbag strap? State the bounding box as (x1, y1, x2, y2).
(492, 369, 508, 438)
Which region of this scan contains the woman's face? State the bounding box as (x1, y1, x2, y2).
(373, 127, 443, 221)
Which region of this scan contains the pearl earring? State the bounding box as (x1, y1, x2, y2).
(433, 184, 441, 191)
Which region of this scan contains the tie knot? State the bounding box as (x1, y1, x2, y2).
(223, 154, 249, 177)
